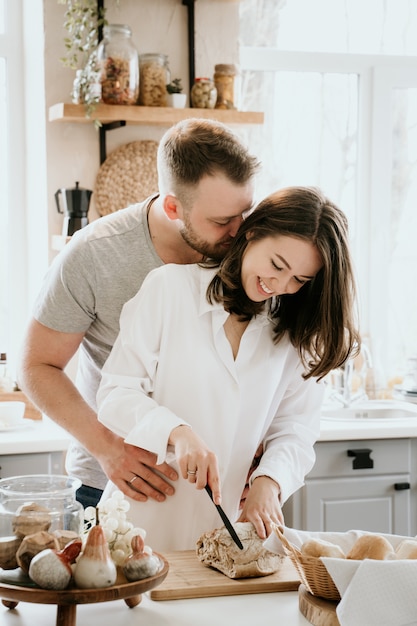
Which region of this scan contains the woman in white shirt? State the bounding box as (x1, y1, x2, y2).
(97, 186, 360, 552)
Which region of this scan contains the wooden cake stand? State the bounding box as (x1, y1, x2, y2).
(0, 553, 169, 626)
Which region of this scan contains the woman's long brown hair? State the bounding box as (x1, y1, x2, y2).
(205, 186, 360, 380)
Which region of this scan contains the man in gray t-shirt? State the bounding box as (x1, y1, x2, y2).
(18, 118, 260, 509)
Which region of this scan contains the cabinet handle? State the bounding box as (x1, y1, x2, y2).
(347, 448, 374, 469)
(394, 482, 411, 491)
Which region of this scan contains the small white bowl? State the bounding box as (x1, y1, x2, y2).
(0, 401, 26, 428)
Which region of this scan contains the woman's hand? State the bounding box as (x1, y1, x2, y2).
(169, 425, 222, 504)
(237, 475, 283, 539)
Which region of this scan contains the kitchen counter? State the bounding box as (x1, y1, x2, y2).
(319, 414, 417, 441)
(0, 417, 70, 456)
(1, 589, 311, 626)
(3, 410, 417, 457)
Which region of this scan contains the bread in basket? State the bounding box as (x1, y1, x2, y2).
(274, 525, 340, 601)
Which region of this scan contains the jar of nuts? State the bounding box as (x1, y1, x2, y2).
(214, 63, 237, 110)
(191, 78, 217, 109)
(139, 53, 170, 107)
(96, 24, 140, 105)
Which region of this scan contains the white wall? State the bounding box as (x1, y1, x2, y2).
(43, 0, 240, 260)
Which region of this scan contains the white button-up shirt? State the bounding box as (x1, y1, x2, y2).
(97, 263, 324, 551)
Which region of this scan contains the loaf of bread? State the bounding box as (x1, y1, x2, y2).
(301, 538, 346, 559)
(196, 522, 284, 579)
(346, 534, 394, 560)
(395, 539, 417, 559)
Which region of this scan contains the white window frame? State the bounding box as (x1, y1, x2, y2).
(240, 47, 417, 367)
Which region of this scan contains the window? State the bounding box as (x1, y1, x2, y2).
(240, 0, 417, 389)
(0, 0, 47, 377)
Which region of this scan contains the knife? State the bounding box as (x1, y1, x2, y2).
(205, 484, 244, 550)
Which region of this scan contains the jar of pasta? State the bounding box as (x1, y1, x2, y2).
(139, 53, 170, 107)
(214, 63, 237, 110)
(191, 78, 217, 109)
(96, 24, 139, 105)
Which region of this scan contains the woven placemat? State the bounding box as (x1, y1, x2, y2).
(94, 140, 159, 215)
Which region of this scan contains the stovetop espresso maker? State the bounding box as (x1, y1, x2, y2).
(55, 181, 93, 236)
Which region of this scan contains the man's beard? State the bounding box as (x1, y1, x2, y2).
(179, 218, 232, 262)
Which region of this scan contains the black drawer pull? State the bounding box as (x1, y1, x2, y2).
(394, 482, 411, 491)
(347, 448, 374, 469)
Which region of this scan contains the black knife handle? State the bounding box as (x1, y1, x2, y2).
(204, 485, 244, 550)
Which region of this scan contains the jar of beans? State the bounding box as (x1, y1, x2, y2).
(139, 53, 170, 107)
(191, 78, 217, 109)
(96, 24, 139, 105)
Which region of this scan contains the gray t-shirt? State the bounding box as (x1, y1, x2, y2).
(33, 196, 163, 489)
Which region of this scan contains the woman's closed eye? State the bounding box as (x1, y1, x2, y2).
(271, 259, 310, 286)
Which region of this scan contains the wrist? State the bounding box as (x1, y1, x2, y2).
(169, 423, 192, 445)
(252, 475, 281, 497)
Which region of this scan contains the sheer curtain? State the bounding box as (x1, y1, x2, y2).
(239, 0, 417, 387)
(0, 0, 47, 378)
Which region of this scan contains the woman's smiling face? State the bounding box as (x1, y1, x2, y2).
(240, 234, 323, 301)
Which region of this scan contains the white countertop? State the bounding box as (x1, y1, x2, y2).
(0, 417, 70, 455)
(3, 407, 417, 457)
(319, 414, 417, 442)
(1, 589, 311, 626)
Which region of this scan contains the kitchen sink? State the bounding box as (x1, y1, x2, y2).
(321, 399, 417, 421)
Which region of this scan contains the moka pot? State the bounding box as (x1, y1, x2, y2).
(55, 181, 92, 236)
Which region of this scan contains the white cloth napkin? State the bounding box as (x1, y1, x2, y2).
(265, 527, 417, 626)
(322, 557, 417, 626)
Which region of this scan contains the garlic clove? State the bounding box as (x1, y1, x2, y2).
(74, 524, 117, 589)
(123, 535, 162, 582)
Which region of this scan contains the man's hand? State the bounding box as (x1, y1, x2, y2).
(97, 436, 179, 502)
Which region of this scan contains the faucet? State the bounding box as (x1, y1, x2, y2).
(328, 344, 373, 407)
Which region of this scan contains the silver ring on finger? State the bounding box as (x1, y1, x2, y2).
(129, 475, 139, 485)
(187, 469, 197, 475)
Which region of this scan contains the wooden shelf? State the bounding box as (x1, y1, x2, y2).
(49, 103, 264, 126)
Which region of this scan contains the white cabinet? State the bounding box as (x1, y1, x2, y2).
(0, 451, 65, 479)
(283, 438, 413, 535)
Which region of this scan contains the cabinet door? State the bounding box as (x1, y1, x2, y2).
(302, 474, 411, 535)
(0, 452, 65, 479)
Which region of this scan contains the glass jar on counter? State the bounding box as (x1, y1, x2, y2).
(0, 475, 84, 570)
(96, 24, 139, 105)
(191, 78, 217, 109)
(139, 53, 170, 107)
(214, 63, 237, 110)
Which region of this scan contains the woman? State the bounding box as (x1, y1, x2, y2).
(97, 186, 360, 552)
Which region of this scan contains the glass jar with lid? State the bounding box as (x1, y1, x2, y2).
(214, 63, 237, 110)
(96, 24, 139, 105)
(139, 53, 170, 107)
(191, 78, 217, 109)
(0, 475, 84, 570)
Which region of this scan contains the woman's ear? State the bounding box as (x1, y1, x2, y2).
(163, 193, 183, 221)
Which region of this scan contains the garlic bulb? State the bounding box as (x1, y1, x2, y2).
(74, 524, 117, 589)
(123, 534, 162, 582)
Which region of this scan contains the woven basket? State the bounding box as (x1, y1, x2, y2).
(94, 140, 159, 216)
(274, 526, 341, 601)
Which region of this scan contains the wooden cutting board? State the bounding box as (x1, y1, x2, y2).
(298, 585, 340, 626)
(150, 550, 300, 600)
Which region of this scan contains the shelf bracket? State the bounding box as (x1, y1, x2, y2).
(99, 121, 126, 164)
(182, 0, 196, 88)
(95, 0, 196, 164)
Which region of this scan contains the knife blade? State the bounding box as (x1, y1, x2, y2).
(204, 484, 244, 550)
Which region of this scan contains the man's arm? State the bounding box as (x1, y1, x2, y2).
(17, 319, 178, 501)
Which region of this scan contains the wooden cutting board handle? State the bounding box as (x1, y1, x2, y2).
(298, 584, 340, 626)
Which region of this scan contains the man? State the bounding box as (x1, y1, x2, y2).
(18, 118, 260, 509)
